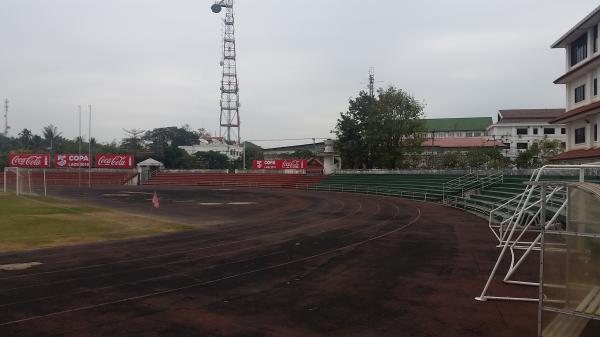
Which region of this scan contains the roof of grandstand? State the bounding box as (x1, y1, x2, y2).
(421, 117, 492, 132)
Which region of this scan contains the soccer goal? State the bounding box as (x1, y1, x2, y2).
(3, 167, 47, 196)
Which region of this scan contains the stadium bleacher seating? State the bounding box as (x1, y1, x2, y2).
(309, 174, 462, 202)
(145, 172, 324, 189)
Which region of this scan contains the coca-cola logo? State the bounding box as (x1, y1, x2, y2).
(281, 160, 302, 169)
(10, 155, 45, 167)
(96, 155, 131, 167)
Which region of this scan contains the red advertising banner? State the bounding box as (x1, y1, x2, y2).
(95, 154, 134, 169)
(252, 159, 307, 170)
(54, 154, 90, 168)
(8, 154, 50, 168)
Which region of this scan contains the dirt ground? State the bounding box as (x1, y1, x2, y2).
(0, 186, 539, 337)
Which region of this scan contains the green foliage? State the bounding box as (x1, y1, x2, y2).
(239, 141, 263, 169)
(195, 151, 229, 169)
(514, 138, 563, 168)
(439, 148, 512, 169)
(334, 86, 425, 169)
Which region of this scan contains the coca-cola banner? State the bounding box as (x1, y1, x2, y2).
(54, 154, 90, 168)
(8, 154, 51, 168)
(252, 159, 307, 170)
(95, 154, 134, 169)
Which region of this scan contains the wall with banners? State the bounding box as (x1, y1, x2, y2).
(252, 159, 307, 170)
(8, 154, 50, 168)
(54, 154, 90, 168)
(95, 154, 134, 169)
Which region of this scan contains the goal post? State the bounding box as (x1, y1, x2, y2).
(3, 167, 47, 196)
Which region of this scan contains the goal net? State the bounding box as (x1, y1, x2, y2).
(2, 168, 47, 196)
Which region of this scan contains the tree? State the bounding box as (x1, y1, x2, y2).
(18, 129, 33, 147)
(42, 124, 62, 161)
(196, 151, 229, 169)
(514, 138, 563, 168)
(334, 86, 425, 169)
(121, 128, 146, 151)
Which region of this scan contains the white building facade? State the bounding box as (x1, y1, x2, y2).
(179, 137, 242, 160)
(551, 7, 600, 162)
(487, 109, 566, 158)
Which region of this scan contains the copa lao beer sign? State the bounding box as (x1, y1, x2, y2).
(252, 159, 307, 170)
(54, 154, 90, 168)
(8, 154, 50, 168)
(95, 154, 134, 169)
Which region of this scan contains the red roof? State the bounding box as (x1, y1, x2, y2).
(422, 137, 506, 148)
(550, 100, 600, 123)
(551, 147, 600, 161)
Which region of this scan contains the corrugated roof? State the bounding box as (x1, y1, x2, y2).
(422, 137, 506, 148)
(551, 147, 600, 161)
(551, 101, 600, 123)
(498, 109, 565, 122)
(421, 117, 492, 132)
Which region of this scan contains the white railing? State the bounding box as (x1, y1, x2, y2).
(476, 164, 600, 303)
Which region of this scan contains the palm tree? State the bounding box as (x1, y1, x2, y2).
(42, 124, 62, 159)
(18, 128, 33, 147)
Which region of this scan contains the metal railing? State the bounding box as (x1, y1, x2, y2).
(307, 183, 434, 201)
(443, 172, 503, 202)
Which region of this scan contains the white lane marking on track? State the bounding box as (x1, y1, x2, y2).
(173, 200, 196, 203)
(227, 202, 256, 205)
(198, 202, 224, 206)
(101, 194, 130, 197)
(0, 262, 43, 271)
(118, 192, 153, 195)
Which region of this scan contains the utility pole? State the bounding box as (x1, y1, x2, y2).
(3, 99, 9, 136)
(212, 0, 240, 145)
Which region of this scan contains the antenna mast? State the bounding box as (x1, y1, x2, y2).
(3, 99, 9, 136)
(368, 68, 375, 98)
(212, 0, 240, 145)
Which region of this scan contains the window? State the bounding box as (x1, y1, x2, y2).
(561, 142, 566, 149)
(595, 124, 598, 142)
(571, 32, 588, 66)
(517, 143, 528, 150)
(595, 24, 599, 53)
(516, 128, 528, 135)
(473, 132, 482, 137)
(465, 132, 473, 137)
(595, 78, 598, 96)
(533, 128, 538, 135)
(561, 128, 566, 135)
(543, 128, 556, 135)
(575, 127, 586, 144)
(575, 84, 586, 103)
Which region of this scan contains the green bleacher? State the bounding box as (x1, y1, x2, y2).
(309, 174, 463, 202)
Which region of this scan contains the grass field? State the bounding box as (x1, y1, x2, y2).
(0, 193, 192, 251)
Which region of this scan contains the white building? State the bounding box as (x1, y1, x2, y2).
(551, 6, 600, 163)
(487, 109, 567, 158)
(179, 137, 242, 160)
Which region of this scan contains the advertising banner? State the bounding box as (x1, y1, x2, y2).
(54, 154, 90, 168)
(95, 154, 134, 169)
(252, 159, 307, 170)
(8, 154, 50, 168)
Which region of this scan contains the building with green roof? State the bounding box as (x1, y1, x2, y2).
(420, 117, 493, 138)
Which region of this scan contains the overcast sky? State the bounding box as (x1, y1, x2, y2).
(0, 0, 598, 146)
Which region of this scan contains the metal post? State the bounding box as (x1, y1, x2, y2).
(15, 167, 19, 196)
(537, 183, 546, 337)
(88, 105, 92, 188)
(3, 167, 6, 193)
(43, 169, 47, 196)
(243, 141, 246, 171)
(78, 105, 82, 187)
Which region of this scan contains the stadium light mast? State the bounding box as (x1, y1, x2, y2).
(211, 0, 240, 145)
